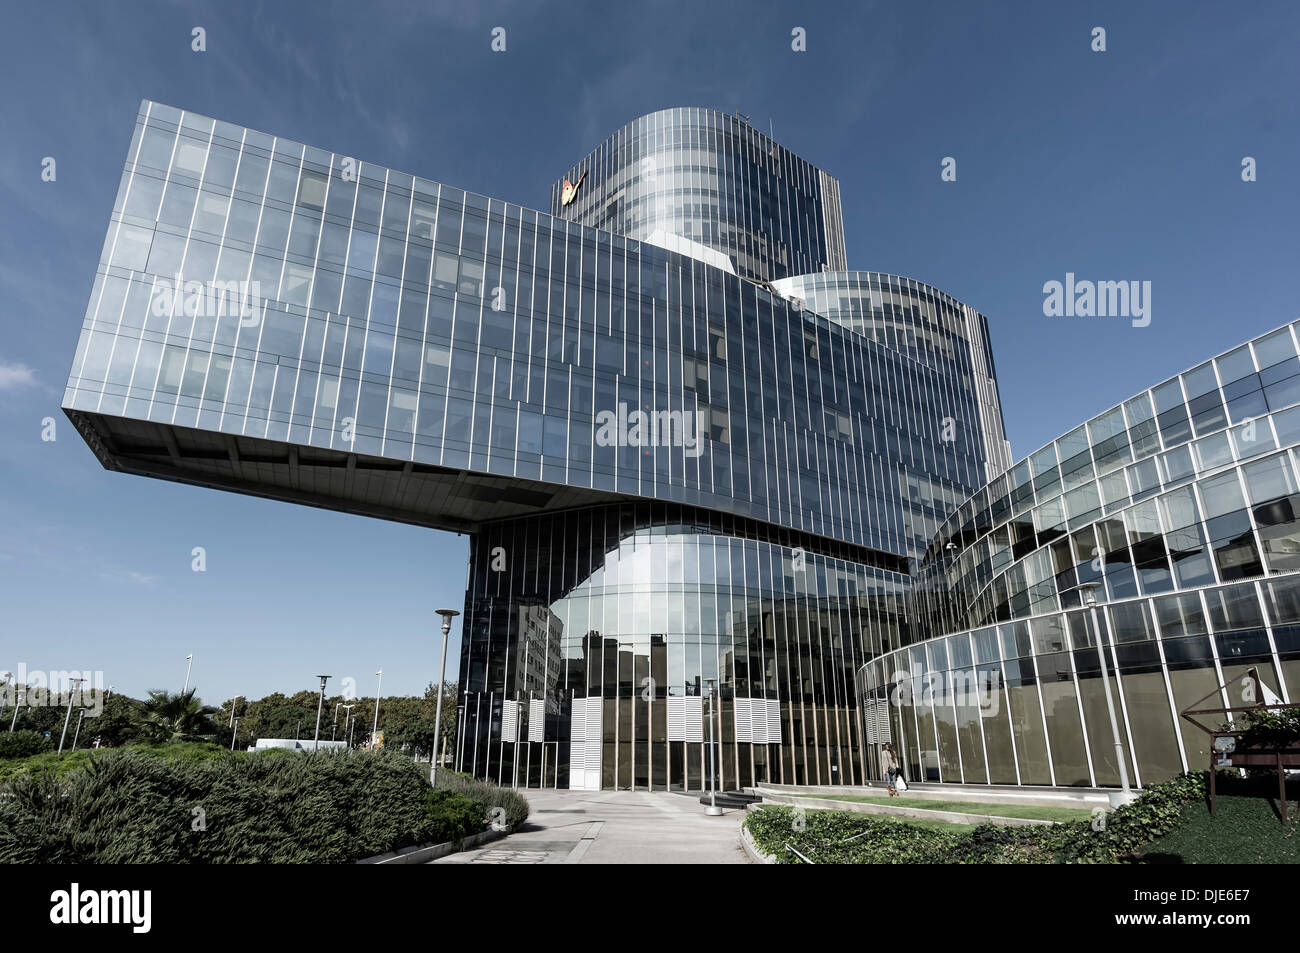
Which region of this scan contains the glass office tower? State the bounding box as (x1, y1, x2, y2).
(551, 107, 847, 284)
(64, 101, 1013, 791)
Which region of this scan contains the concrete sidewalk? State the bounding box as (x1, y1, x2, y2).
(431, 789, 751, 864)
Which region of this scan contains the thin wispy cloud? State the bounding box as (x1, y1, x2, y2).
(0, 361, 37, 390)
(98, 569, 158, 587)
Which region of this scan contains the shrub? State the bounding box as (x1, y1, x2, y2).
(426, 789, 485, 841)
(743, 772, 1213, 864)
(0, 741, 229, 784)
(0, 749, 95, 783)
(0, 747, 485, 863)
(0, 730, 53, 760)
(434, 771, 531, 830)
(1235, 706, 1300, 750)
(745, 804, 965, 863)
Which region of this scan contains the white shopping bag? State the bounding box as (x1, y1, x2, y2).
(893, 774, 908, 793)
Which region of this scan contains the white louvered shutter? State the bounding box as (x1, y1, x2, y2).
(735, 698, 782, 744)
(876, 698, 892, 742)
(761, 698, 782, 743)
(668, 696, 704, 742)
(568, 697, 602, 790)
(528, 698, 545, 742)
(500, 699, 519, 742)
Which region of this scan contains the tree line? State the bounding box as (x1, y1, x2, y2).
(0, 681, 458, 761)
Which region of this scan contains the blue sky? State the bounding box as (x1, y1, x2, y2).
(2, 0, 1297, 704)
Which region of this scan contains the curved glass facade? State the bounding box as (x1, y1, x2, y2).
(771, 271, 1013, 483)
(860, 573, 1300, 788)
(459, 502, 910, 789)
(551, 107, 847, 284)
(859, 322, 1300, 789)
(915, 321, 1300, 639)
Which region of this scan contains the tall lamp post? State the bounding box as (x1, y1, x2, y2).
(1074, 581, 1136, 806)
(703, 677, 722, 816)
(228, 695, 242, 752)
(431, 608, 459, 785)
(341, 704, 355, 748)
(57, 677, 85, 754)
(370, 668, 383, 751)
(72, 708, 89, 750)
(9, 686, 23, 733)
(312, 675, 331, 751)
(332, 701, 344, 741)
(183, 654, 194, 695)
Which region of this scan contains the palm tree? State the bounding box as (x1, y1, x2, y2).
(136, 688, 214, 742)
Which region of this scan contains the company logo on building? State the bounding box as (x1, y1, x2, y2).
(595, 402, 705, 458)
(560, 170, 587, 206)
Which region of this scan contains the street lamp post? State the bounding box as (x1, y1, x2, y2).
(228, 695, 241, 729)
(57, 678, 85, 754)
(431, 608, 459, 785)
(1075, 582, 1136, 806)
(370, 668, 382, 751)
(312, 675, 331, 752)
(183, 654, 193, 695)
(9, 688, 22, 733)
(332, 701, 344, 741)
(341, 704, 355, 748)
(704, 677, 722, 816)
(72, 709, 88, 750)
(231, 716, 240, 752)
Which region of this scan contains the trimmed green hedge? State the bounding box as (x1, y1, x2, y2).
(0, 748, 484, 863)
(745, 772, 1211, 864)
(434, 771, 531, 830)
(747, 806, 963, 863)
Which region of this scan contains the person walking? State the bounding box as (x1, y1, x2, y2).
(881, 742, 901, 795)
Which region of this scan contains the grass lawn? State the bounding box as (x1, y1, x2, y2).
(754, 774, 1300, 863)
(798, 792, 1094, 823)
(0, 742, 233, 783)
(1139, 793, 1300, 863)
(849, 813, 979, 835)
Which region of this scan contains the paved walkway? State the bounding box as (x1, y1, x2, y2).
(431, 789, 751, 864)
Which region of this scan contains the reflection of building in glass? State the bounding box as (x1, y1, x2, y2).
(64, 101, 1299, 793)
(514, 604, 563, 710)
(457, 501, 909, 788)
